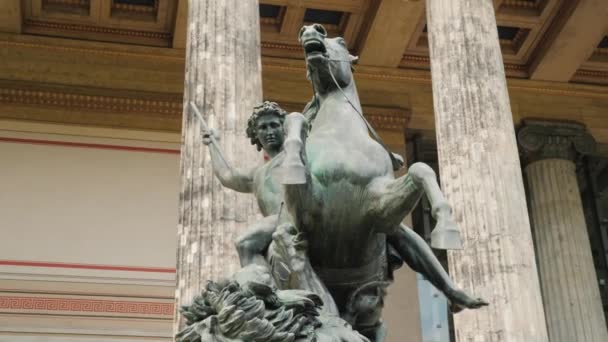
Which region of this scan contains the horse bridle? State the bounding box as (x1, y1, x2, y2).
(306, 58, 404, 171)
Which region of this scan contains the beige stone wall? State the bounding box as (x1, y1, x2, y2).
(0, 123, 180, 341)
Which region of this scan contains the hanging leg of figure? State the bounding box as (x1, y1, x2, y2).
(387, 224, 488, 311)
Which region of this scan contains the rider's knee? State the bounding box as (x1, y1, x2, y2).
(408, 162, 436, 183)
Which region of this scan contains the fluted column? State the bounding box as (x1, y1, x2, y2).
(519, 120, 608, 342)
(174, 0, 262, 333)
(426, 1, 548, 341)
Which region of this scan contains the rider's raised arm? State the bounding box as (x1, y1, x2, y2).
(204, 133, 254, 193)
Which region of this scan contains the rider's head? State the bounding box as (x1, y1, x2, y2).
(247, 101, 287, 156)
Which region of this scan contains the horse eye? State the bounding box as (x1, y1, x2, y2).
(338, 38, 346, 46)
(299, 27, 305, 38)
(314, 24, 327, 37)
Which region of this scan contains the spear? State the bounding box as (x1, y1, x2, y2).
(189, 101, 229, 165)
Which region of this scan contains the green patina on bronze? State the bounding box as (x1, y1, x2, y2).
(178, 24, 487, 342)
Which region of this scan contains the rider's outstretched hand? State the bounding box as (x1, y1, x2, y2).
(202, 129, 220, 146)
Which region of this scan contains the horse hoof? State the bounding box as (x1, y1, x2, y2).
(431, 227, 463, 250)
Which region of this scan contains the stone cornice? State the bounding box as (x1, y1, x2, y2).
(400, 54, 530, 78)
(277, 101, 410, 131)
(1, 34, 607, 99)
(0, 34, 185, 60)
(0, 84, 408, 132)
(23, 20, 172, 45)
(517, 119, 596, 163)
(0, 85, 182, 117)
(261, 57, 608, 99)
(0, 82, 183, 131)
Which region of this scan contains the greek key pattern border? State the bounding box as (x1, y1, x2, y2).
(0, 295, 174, 317)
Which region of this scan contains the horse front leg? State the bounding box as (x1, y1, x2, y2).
(281, 112, 309, 185)
(369, 162, 462, 250)
(280, 112, 318, 232)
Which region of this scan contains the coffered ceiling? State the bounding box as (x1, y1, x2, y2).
(10, 1, 606, 84)
(20, 0, 178, 46)
(258, 0, 608, 85)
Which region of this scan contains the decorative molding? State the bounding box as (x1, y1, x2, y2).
(0, 86, 182, 117)
(502, 0, 542, 10)
(505, 63, 528, 71)
(0, 295, 173, 317)
(572, 69, 608, 85)
(401, 55, 428, 64)
(45, 0, 89, 6)
(0, 137, 180, 154)
(400, 54, 529, 77)
(262, 42, 302, 51)
(112, 0, 159, 14)
(517, 119, 596, 163)
(0, 260, 177, 273)
(507, 84, 608, 99)
(511, 28, 529, 50)
(594, 48, 608, 57)
(277, 101, 410, 131)
(0, 39, 185, 60)
(24, 20, 172, 41)
(365, 112, 409, 131)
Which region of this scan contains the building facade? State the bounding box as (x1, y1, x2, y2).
(1, 1, 607, 341)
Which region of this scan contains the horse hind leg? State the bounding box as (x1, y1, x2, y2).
(369, 162, 463, 250)
(281, 112, 309, 185)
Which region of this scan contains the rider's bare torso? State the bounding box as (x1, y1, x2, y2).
(252, 152, 285, 217)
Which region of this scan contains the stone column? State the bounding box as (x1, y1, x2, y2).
(174, 0, 262, 332)
(425, 1, 548, 341)
(518, 120, 608, 342)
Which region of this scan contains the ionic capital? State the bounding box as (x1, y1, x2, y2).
(517, 120, 595, 164)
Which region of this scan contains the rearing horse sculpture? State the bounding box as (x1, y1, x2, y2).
(280, 24, 486, 341)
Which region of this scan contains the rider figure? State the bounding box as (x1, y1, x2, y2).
(203, 101, 286, 267)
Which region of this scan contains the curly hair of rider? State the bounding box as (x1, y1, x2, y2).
(246, 101, 288, 151)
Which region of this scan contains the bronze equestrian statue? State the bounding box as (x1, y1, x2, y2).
(177, 24, 487, 342)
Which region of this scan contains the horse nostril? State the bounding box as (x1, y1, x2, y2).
(314, 24, 327, 37)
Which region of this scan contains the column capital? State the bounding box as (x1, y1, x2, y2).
(517, 120, 596, 164)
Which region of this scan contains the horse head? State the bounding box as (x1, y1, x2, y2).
(299, 24, 358, 94)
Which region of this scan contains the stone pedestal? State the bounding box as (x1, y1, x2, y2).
(519, 120, 608, 342)
(174, 0, 262, 332)
(425, 1, 548, 340)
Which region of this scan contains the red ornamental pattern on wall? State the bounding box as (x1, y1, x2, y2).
(0, 296, 174, 316)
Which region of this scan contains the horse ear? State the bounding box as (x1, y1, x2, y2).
(349, 55, 359, 72)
